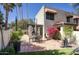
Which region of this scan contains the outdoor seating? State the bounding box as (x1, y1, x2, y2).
(30, 33, 42, 42)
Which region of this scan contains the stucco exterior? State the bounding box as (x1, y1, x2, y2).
(35, 6, 45, 25)
(35, 6, 79, 40)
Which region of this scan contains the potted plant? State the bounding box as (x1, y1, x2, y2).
(11, 30, 23, 53)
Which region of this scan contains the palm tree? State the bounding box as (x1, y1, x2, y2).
(71, 3, 79, 14)
(15, 3, 24, 30)
(0, 11, 4, 49)
(17, 4, 25, 29)
(1, 3, 15, 29)
(71, 3, 79, 8)
(19, 3, 23, 20)
(21, 4, 23, 20)
(16, 3, 23, 20)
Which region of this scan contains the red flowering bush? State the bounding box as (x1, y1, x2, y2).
(47, 27, 61, 40)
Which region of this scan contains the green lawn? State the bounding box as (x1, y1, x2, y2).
(0, 48, 73, 55)
(18, 48, 73, 55)
(58, 48, 73, 55)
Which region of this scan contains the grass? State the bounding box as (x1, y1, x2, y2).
(0, 48, 73, 55)
(58, 48, 73, 55)
(18, 48, 73, 55)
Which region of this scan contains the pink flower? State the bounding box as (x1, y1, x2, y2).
(47, 27, 59, 38)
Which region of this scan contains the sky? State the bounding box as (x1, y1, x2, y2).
(0, 3, 75, 23)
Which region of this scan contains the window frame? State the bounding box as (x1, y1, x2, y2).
(74, 18, 79, 24)
(46, 12, 55, 20)
(66, 16, 73, 23)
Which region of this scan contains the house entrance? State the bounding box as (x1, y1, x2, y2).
(36, 25, 43, 36)
(27, 24, 43, 37)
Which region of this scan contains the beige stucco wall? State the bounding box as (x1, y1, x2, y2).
(35, 6, 45, 25)
(0, 29, 11, 50)
(72, 31, 79, 46)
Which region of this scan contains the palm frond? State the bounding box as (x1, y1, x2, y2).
(71, 3, 79, 8)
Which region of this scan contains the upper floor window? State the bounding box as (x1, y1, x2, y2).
(46, 12, 55, 20)
(66, 16, 73, 23)
(74, 18, 78, 24)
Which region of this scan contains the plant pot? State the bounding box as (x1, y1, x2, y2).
(63, 38, 68, 47)
(13, 41, 20, 53)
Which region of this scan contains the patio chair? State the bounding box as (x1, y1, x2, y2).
(32, 34, 42, 42)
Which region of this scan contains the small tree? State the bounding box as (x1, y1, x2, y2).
(63, 25, 73, 39)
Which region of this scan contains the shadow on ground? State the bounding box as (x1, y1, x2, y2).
(21, 42, 45, 52)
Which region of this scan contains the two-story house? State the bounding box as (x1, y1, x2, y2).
(35, 6, 79, 40)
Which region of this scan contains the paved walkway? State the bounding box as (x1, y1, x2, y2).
(20, 34, 63, 52)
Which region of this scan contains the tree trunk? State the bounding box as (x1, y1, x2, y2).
(19, 6, 24, 29)
(15, 5, 19, 31)
(16, 6, 18, 18)
(18, 7, 21, 20)
(5, 10, 8, 30)
(21, 6, 23, 20)
(15, 17, 18, 31)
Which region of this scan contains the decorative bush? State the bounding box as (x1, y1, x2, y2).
(18, 28, 23, 36)
(47, 27, 61, 40)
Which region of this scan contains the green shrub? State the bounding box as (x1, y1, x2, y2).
(11, 30, 23, 42)
(53, 31, 61, 40)
(0, 47, 15, 55)
(11, 31, 20, 41)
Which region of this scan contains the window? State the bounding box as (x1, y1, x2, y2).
(46, 12, 54, 20)
(67, 17, 70, 22)
(74, 18, 78, 24)
(66, 16, 72, 23)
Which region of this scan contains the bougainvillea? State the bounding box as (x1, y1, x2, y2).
(47, 26, 60, 39)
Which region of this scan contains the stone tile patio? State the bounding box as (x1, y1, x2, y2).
(20, 34, 63, 52)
